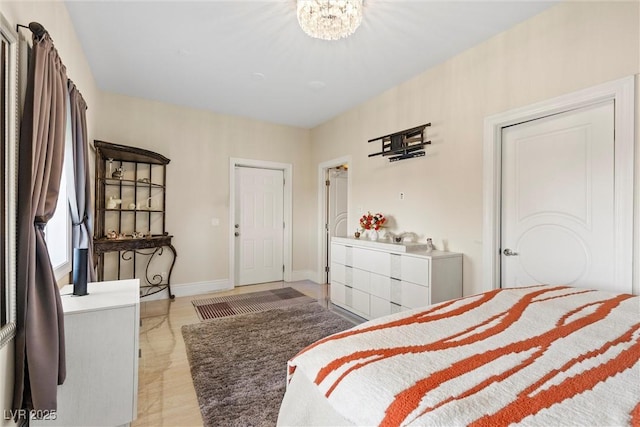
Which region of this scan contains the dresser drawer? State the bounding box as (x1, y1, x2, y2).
(401, 280, 429, 309)
(370, 295, 392, 318)
(369, 272, 391, 300)
(331, 282, 346, 305)
(390, 278, 402, 305)
(353, 248, 390, 276)
(352, 268, 370, 293)
(390, 302, 404, 315)
(345, 285, 353, 307)
(331, 243, 347, 265)
(401, 255, 430, 286)
(331, 262, 346, 284)
(352, 288, 370, 317)
(390, 254, 401, 279)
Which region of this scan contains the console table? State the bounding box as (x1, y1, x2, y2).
(330, 237, 462, 319)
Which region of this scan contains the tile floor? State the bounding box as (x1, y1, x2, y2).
(132, 280, 329, 427)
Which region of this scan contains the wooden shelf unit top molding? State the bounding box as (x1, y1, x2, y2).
(368, 123, 431, 162)
(94, 140, 170, 165)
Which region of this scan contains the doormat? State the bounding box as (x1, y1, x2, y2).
(191, 287, 315, 321)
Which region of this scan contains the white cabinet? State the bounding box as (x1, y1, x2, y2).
(330, 237, 462, 319)
(32, 279, 140, 426)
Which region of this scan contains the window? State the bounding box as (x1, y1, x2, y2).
(1, 13, 18, 346)
(45, 154, 71, 282)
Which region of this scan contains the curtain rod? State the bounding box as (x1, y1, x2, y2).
(16, 22, 47, 39)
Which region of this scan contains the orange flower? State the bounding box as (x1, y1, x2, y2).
(359, 212, 386, 231)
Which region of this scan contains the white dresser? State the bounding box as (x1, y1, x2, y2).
(330, 237, 462, 319)
(32, 279, 140, 426)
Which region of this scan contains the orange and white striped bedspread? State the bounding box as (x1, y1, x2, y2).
(287, 286, 640, 426)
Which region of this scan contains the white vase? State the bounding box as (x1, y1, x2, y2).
(368, 229, 379, 241)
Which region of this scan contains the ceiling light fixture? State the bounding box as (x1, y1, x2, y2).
(297, 0, 363, 41)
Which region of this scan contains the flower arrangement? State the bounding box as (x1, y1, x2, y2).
(359, 212, 386, 231)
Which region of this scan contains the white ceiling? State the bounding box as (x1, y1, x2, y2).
(65, 1, 557, 129)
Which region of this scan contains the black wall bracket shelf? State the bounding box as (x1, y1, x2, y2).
(368, 123, 431, 162)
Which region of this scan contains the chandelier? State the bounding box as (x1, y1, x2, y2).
(297, 0, 364, 41)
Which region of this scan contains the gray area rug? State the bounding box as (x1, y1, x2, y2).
(192, 287, 314, 321)
(181, 302, 356, 427)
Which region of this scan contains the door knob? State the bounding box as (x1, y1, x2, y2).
(234, 232, 240, 237)
(503, 248, 519, 256)
(235, 224, 239, 228)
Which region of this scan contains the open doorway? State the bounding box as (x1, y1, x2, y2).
(318, 156, 351, 284)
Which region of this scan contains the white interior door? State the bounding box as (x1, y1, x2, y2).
(328, 167, 348, 238)
(235, 167, 284, 286)
(501, 101, 616, 291)
(326, 167, 348, 283)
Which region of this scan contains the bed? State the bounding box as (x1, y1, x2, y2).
(277, 285, 639, 426)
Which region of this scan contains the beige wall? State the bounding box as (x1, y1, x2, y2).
(2, 1, 100, 139)
(96, 93, 313, 288)
(1, 1, 100, 422)
(310, 1, 640, 296)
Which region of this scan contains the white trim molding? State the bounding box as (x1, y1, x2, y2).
(141, 279, 230, 301)
(228, 157, 293, 288)
(1, 12, 19, 349)
(290, 270, 319, 283)
(317, 155, 352, 285)
(483, 76, 636, 294)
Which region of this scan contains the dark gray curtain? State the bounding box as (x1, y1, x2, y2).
(67, 81, 96, 282)
(14, 32, 67, 412)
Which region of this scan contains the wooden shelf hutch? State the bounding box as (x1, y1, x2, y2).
(93, 140, 176, 298)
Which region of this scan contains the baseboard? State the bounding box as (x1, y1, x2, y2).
(290, 270, 320, 283)
(141, 279, 231, 301)
(140, 274, 322, 301)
